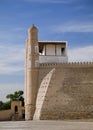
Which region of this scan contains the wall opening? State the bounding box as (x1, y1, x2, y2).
(61, 48, 65, 55)
(15, 106, 18, 113)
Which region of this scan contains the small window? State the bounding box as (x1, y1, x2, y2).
(61, 48, 65, 55)
(15, 106, 18, 113)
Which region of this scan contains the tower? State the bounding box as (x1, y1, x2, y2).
(25, 24, 39, 120)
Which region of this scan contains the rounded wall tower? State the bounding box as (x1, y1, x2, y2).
(25, 24, 39, 120)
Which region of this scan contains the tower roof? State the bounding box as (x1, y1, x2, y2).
(28, 24, 38, 32)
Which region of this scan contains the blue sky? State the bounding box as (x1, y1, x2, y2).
(0, 0, 93, 101)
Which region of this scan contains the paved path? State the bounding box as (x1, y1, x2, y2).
(0, 120, 93, 130)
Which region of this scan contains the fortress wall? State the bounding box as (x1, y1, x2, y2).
(38, 65, 54, 88)
(0, 109, 12, 121)
(38, 62, 93, 88)
(35, 62, 93, 120)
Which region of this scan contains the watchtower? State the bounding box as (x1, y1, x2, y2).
(25, 24, 39, 120)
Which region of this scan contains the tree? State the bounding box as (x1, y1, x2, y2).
(0, 101, 3, 106)
(6, 90, 24, 102)
(0, 100, 11, 110)
(0, 90, 24, 111)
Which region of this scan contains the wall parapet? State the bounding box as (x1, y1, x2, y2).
(39, 62, 93, 68)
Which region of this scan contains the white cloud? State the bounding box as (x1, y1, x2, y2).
(0, 83, 24, 102)
(0, 43, 93, 75)
(68, 45, 93, 62)
(13, 27, 25, 31)
(52, 22, 93, 32)
(0, 26, 25, 41)
(0, 44, 25, 75)
(24, 0, 76, 3)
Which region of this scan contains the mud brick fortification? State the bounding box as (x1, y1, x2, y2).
(25, 24, 93, 120)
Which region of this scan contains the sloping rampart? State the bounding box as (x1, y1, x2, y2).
(34, 69, 55, 119)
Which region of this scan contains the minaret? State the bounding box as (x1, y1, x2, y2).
(25, 24, 39, 120)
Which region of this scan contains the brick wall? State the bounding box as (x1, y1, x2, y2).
(34, 63, 93, 120)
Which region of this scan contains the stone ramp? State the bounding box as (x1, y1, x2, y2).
(34, 68, 55, 120)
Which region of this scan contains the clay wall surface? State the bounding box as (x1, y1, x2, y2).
(0, 101, 25, 121)
(34, 62, 93, 120)
(0, 109, 12, 121)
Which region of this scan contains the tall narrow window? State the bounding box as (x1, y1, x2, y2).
(15, 106, 18, 113)
(61, 48, 65, 55)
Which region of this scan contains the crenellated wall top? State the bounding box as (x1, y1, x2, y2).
(39, 62, 93, 68)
